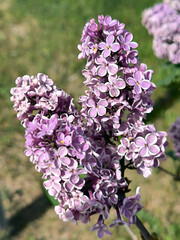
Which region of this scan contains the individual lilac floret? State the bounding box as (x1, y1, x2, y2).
(169, 117, 180, 157)
(127, 71, 151, 95)
(121, 187, 143, 224)
(99, 34, 120, 58)
(142, 1, 180, 64)
(119, 32, 138, 52)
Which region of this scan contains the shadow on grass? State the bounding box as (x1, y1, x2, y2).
(146, 83, 180, 123)
(9, 194, 51, 237)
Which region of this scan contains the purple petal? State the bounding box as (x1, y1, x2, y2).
(111, 43, 120, 52)
(95, 55, 106, 65)
(103, 48, 111, 58)
(135, 137, 145, 147)
(109, 87, 119, 97)
(134, 71, 142, 81)
(140, 147, 148, 157)
(140, 80, 151, 90)
(107, 35, 114, 45)
(61, 170, 71, 179)
(53, 182, 61, 192)
(146, 134, 157, 145)
(105, 15, 111, 24)
(64, 181, 73, 191)
(98, 229, 104, 239)
(122, 138, 129, 148)
(87, 98, 95, 107)
(70, 174, 79, 184)
(110, 194, 118, 204)
(129, 41, 138, 48)
(88, 107, 97, 118)
(61, 157, 71, 166)
(77, 168, 87, 175)
(108, 63, 118, 75)
(99, 42, 107, 50)
(98, 99, 108, 107)
(51, 168, 60, 176)
(126, 151, 133, 160)
(134, 84, 141, 94)
(125, 32, 133, 43)
(69, 158, 78, 168)
(118, 146, 126, 155)
(58, 146, 68, 157)
(149, 145, 160, 155)
(97, 84, 108, 92)
(76, 178, 84, 189)
(48, 188, 56, 196)
(116, 79, 126, 89)
(97, 105, 106, 116)
(124, 44, 130, 51)
(97, 65, 107, 77)
(127, 77, 136, 86)
(43, 179, 52, 189)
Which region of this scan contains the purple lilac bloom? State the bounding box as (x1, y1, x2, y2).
(169, 117, 180, 157)
(127, 71, 151, 95)
(11, 15, 168, 239)
(164, 0, 180, 11)
(121, 187, 143, 224)
(142, 1, 180, 64)
(99, 34, 120, 58)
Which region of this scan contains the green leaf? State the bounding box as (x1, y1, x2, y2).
(166, 150, 180, 162)
(43, 187, 59, 206)
(79, 174, 86, 179)
(157, 63, 180, 87)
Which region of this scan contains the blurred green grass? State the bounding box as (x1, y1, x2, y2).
(0, 0, 180, 239)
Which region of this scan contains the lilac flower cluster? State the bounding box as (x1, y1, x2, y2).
(10, 73, 78, 127)
(11, 16, 168, 238)
(169, 117, 180, 157)
(164, 0, 180, 11)
(142, 1, 180, 64)
(78, 15, 167, 178)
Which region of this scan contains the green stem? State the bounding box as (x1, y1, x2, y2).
(135, 216, 151, 240)
(120, 158, 125, 178)
(158, 166, 180, 181)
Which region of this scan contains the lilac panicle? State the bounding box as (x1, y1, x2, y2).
(78, 15, 167, 179)
(10, 15, 168, 239)
(10, 73, 78, 127)
(142, 0, 180, 64)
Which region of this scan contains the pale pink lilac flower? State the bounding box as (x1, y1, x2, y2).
(169, 117, 180, 157)
(99, 34, 120, 58)
(142, 1, 180, 64)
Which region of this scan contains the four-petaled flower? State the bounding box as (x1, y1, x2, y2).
(119, 32, 138, 51)
(127, 71, 151, 94)
(96, 56, 118, 77)
(87, 99, 108, 117)
(135, 133, 160, 157)
(99, 35, 120, 58)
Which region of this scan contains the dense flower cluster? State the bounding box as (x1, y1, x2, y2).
(142, 0, 180, 64)
(11, 16, 168, 238)
(169, 117, 180, 157)
(164, 0, 180, 11)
